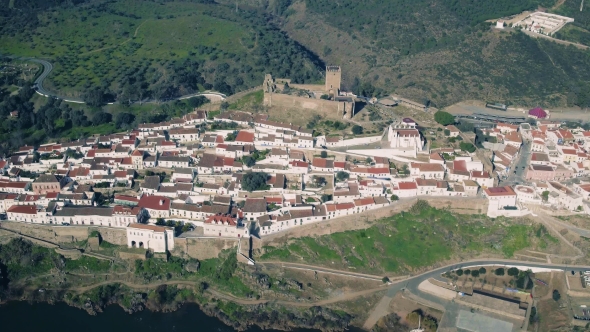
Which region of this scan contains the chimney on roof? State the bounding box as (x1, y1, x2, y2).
(159, 199, 164, 206)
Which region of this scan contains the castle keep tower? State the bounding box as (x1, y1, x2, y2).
(325, 66, 341, 97)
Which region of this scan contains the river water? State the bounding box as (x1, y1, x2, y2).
(0, 301, 364, 332)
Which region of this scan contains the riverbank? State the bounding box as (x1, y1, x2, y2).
(0, 301, 333, 332)
(0, 280, 358, 332)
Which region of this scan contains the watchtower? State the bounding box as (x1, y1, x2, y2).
(325, 66, 341, 97)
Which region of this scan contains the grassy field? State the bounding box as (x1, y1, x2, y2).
(260, 203, 541, 274)
(228, 90, 264, 111)
(1, 0, 322, 99)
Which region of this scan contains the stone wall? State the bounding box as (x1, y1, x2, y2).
(173, 237, 239, 260)
(0, 222, 127, 245)
(118, 251, 147, 261)
(288, 84, 325, 92)
(426, 197, 488, 215)
(56, 248, 83, 260)
(89, 227, 128, 245)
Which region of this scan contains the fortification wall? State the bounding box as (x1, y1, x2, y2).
(289, 84, 325, 92)
(173, 237, 239, 260)
(264, 92, 340, 114)
(427, 197, 489, 215)
(0, 222, 127, 245)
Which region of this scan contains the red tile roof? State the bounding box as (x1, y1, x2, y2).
(398, 181, 417, 190)
(114, 171, 128, 178)
(235, 131, 255, 143)
(483, 186, 516, 196)
(289, 160, 309, 168)
(204, 215, 237, 226)
(138, 195, 171, 210)
(7, 205, 37, 214)
(354, 197, 375, 206)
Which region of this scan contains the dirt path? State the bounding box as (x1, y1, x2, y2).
(524, 29, 589, 50)
(551, 0, 566, 10)
(61, 277, 389, 308)
(260, 261, 405, 281)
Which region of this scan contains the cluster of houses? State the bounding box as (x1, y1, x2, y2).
(3, 107, 590, 253)
(476, 119, 590, 214)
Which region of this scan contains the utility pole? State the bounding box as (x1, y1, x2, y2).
(236, 0, 239, 13)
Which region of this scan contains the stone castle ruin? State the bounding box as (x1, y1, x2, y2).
(263, 66, 356, 119)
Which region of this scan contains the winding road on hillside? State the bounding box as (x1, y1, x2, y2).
(21, 57, 227, 105)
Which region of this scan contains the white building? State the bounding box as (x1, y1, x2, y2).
(126, 223, 175, 253)
(388, 125, 424, 151)
(483, 186, 517, 210)
(203, 215, 249, 238)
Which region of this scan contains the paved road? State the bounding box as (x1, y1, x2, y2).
(20, 57, 227, 105)
(500, 140, 532, 186)
(362, 258, 590, 329)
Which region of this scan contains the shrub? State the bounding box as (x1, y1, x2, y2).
(336, 171, 349, 181)
(459, 142, 476, 153)
(507, 267, 519, 276)
(320, 150, 328, 158)
(242, 172, 269, 192)
(434, 111, 455, 126)
(552, 289, 561, 301)
(443, 129, 451, 136)
(391, 194, 399, 201)
(382, 276, 390, 283)
(352, 125, 363, 135)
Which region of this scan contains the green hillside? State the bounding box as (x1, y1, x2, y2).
(0, 0, 323, 101)
(278, 0, 590, 108)
(2, 0, 590, 111)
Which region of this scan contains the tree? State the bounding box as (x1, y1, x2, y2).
(115, 112, 135, 129)
(241, 172, 268, 192)
(444, 129, 451, 136)
(456, 269, 463, 276)
(459, 142, 476, 153)
(495, 268, 505, 276)
(507, 267, 519, 276)
(471, 270, 479, 277)
(434, 111, 455, 126)
(82, 88, 107, 107)
(92, 112, 112, 126)
(464, 269, 471, 276)
(320, 150, 328, 158)
(541, 191, 550, 202)
(321, 194, 332, 202)
(336, 171, 349, 181)
(187, 96, 209, 108)
(391, 194, 399, 201)
(352, 125, 363, 135)
(70, 109, 89, 127)
(479, 267, 486, 274)
(552, 289, 561, 301)
(382, 276, 390, 283)
(241, 155, 256, 167)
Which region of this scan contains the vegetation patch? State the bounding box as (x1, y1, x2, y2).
(260, 202, 538, 274)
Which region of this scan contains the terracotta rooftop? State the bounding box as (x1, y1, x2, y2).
(483, 186, 516, 196)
